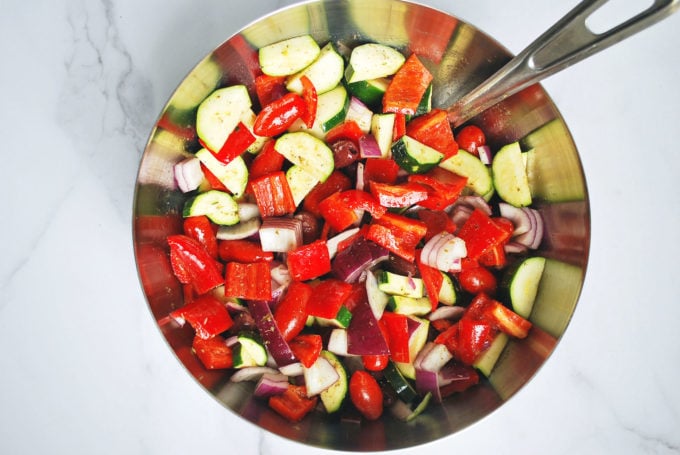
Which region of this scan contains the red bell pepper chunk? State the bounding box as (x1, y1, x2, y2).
(300, 75, 318, 128)
(249, 140, 285, 180)
(215, 121, 256, 165)
(274, 281, 313, 341)
(369, 181, 429, 208)
(318, 190, 386, 232)
(218, 239, 274, 263)
(167, 234, 223, 295)
(287, 240, 331, 281)
(249, 171, 297, 217)
(455, 318, 498, 365)
(307, 278, 353, 319)
(183, 215, 218, 259)
(365, 212, 427, 262)
(268, 384, 318, 422)
(302, 171, 352, 217)
(289, 334, 323, 368)
(484, 298, 532, 339)
(439, 363, 480, 397)
(392, 112, 406, 141)
(169, 247, 193, 285)
(380, 312, 411, 363)
(405, 108, 458, 159)
(224, 261, 272, 301)
(383, 54, 433, 116)
(478, 217, 514, 268)
(199, 162, 229, 192)
(409, 167, 468, 211)
(254, 92, 307, 137)
(415, 250, 444, 311)
(170, 294, 233, 340)
(192, 335, 233, 369)
(416, 209, 457, 242)
(324, 120, 364, 145)
(363, 158, 400, 184)
(457, 208, 512, 260)
(254, 73, 287, 107)
(434, 323, 459, 356)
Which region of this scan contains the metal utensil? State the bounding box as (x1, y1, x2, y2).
(448, 0, 679, 126)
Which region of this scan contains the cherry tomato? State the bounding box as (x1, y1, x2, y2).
(456, 125, 486, 155)
(349, 370, 383, 420)
(362, 354, 389, 372)
(458, 266, 497, 295)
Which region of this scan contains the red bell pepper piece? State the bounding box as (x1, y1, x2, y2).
(380, 312, 411, 363)
(318, 190, 386, 232)
(478, 217, 514, 268)
(302, 170, 352, 217)
(369, 181, 429, 208)
(274, 281, 313, 341)
(169, 247, 193, 285)
(254, 92, 306, 137)
(455, 318, 497, 365)
(249, 140, 285, 180)
(300, 75, 317, 128)
(416, 209, 457, 242)
(224, 261, 272, 301)
(434, 323, 459, 355)
(192, 335, 233, 369)
(343, 282, 369, 312)
(289, 334, 323, 368)
(167, 234, 223, 295)
(383, 54, 433, 116)
(169, 294, 233, 340)
(405, 109, 458, 159)
(254, 73, 287, 107)
(365, 212, 427, 262)
(484, 298, 532, 339)
(214, 121, 256, 165)
(183, 215, 218, 259)
(409, 167, 468, 211)
(363, 158, 400, 184)
(392, 112, 406, 141)
(415, 250, 444, 311)
(324, 120, 364, 145)
(307, 279, 353, 319)
(199, 162, 229, 192)
(457, 208, 512, 260)
(249, 171, 297, 217)
(439, 363, 480, 397)
(218, 239, 274, 263)
(268, 384, 318, 422)
(286, 240, 331, 281)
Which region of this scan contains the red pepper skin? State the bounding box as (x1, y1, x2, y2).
(383, 54, 433, 116)
(484, 298, 532, 338)
(215, 121, 256, 165)
(249, 171, 297, 217)
(249, 140, 285, 180)
(456, 318, 497, 365)
(289, 334, 323, 368)
(416, 209, 457, 242)
(380, 312, 411, 363)
(455, 124, 486, 155)
(268, 384, 318, 422)
(416, 251, 444, 311)
(434, 323, 459, 356)
(302, 171, 352, 217)
(406, 109, 458, 159)
(318, 190, 386, 232)
(274, 281, 313, 341)
(363, 158, 400, 184)
(409, 167, 468, 211)
(224, 261, 272, 301)
(170, 294, 234, 340)
(369, 181, 429, 208)
(307, 279, 353, 319)
(457, 208, 512, 260)
(183, 215, 218, 259)
(300, 75, 317, 128)
(287, 240, 331, 282)
(392, 112, 406, 141)
(199, 162, 229, 192)
(218, 239, 274, 263)
(254, 73, 287, 107)
(167, 235, 223, 295)
(365, 213, 427, 262)
(325, 120, 364, 145)
(254, 92, 306, 137)
(192, 335, 233, 369)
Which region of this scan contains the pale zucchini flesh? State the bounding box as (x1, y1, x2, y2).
(183, 190, 240, 226)
(275, 132, 334, 182)
(439, 149, 494, 200)
(196, 85, 253, 153)
(286, 43, 344, 95)
(195, 148, 248, 198)
(492, 141, 532, 207)
(258, 35, 321, 77)
(345, 43, 405, 83)
(508, 256, 546, 318)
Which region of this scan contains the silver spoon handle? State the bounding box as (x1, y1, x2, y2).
(447, 0, 679, 127)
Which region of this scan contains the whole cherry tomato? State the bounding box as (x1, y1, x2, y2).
(362, 354, 389, 372)
(458, 266, 497, 295)
(456, 125, 486, 155)
(349, 370, 383, 420)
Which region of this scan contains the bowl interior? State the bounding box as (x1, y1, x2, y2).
(133, 0, 590, 450)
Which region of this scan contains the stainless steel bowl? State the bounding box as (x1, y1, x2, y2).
(133, 0, 590, 450)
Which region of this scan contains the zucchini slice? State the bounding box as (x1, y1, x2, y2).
(345, 43, 405, 83)
(473, 332, 508, 377)
(195, 148, 248, 198)
(492, 141, 532, 207)
(286, 43, 344, 95)
(370, 113, 395, 158)
(286, 165, 319, 207)
(275, 132, 334, 182)
(232, 332, 268, 368)
(387, 295, 432, 317)
(437, 272, 457, 306)
(288, 84, 350, 138)
(319, 351, 348, 413)
(347, 77, 389, 110)
(439, 149, 494, 200)
(391, 136, 444, 174)
(196, 85, 252, 153)
(378, 270, 424, 298)
(183, 190, 240, 226)
(506, 256, 546, 318)
(258, 35, 320, 77)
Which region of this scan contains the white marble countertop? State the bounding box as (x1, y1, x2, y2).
(2, 0, 679, 453)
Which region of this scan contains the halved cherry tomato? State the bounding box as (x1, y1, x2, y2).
(362, 354, 389, 372)
(349, 370, 383, 420)
(458, 266, 498, 295)
(455, 124, 486, 155)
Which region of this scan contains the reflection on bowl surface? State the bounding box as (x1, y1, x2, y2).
(133, 0, 589, 450)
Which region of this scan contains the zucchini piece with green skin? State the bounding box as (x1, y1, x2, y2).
(319, 351, 348, 413)
(275, 132, 335, 183)
(347, 77, 389, 110)
(285, 165, 319, 207)
(390, 392, 432, 422)
(413, 84, 433, 117)
(383, 360, 418, 403)
(196, 85, 252, 153)
(439, 149, 494, 200)
(232, 332, 268, 368)
(345, 43, 405, 83)
(258, 35, 321, 77)
(377, 270, 424, 298)
(183, 190, 240, 226)
(492, 141, 532, 207)
(195, 148, 248, 198)
(387, 295, 432, 317)
(313, 306, 353, 329)
(392, 136, 444, 174)
(288, 84, 350, 138)
(286, 43, 345, 95)
(473, 332, 508, 377)
(370, 113, 395, 158)
(395, 316, 430, 380)
(438, 272, 457, 306)
(505, 256, 546, 318)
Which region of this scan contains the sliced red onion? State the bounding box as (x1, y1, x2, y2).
(477, 145, 493, 165)
(453, 195, 492, 216)
(428, 305, 465, 321)
(451, 204, 473, 230)
(327, 328, 352, 356)
(359, 134, 382, 158)
(416, 342, 453, 372)
(415, 369, 442, 403)
(259, 217, 303, 252)
(420, 232, 467, 272)
(230, 366, 279, 382)
(366, 270, 389, 320)
(237, 203, 261, 222)
(512, 207, 544, 250)
(253, 372, 289, 398)
(247, 300, 297, 367)
(225, 335, 240, 347)
(174, 157, 204, 193)
(269, 262, 291, 301)
(421, 230, 449, 267)
(438, 362, 480, 394)
(303, 356, 340, 396)
(332, 237, 389, 283)
(216, 218, 261, 240)
(355, 161, 366, 191)
(346, 97, 373, 133)
(326, 227, 360, 259)
(278, 362, 305, 377)
(504, 241, 529, 254)
(498, 202, 531, 236)
(347, 296, 390, 356)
